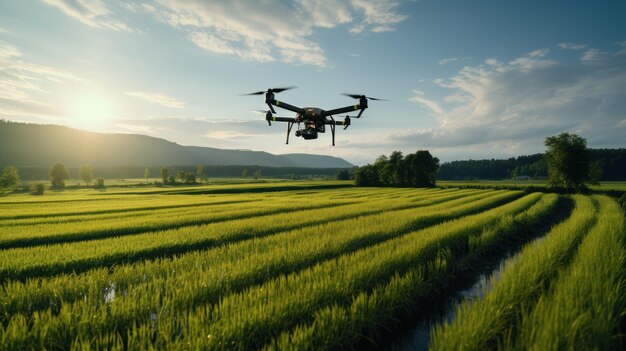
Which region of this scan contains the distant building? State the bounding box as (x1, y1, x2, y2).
(515, 175, 532, 180)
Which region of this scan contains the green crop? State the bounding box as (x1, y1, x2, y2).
(0, 182, 622, 350)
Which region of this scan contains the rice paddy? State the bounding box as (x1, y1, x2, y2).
(0, 182, 623, 350)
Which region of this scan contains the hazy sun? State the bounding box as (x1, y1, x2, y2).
(70, 93, 114, 130)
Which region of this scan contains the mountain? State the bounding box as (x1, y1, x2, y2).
(0, 120, 354, 168)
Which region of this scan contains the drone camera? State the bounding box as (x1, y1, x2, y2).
(299, 128, 318, 140)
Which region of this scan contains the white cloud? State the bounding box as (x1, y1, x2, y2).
(145, 0, 407, 67)
(527, 48, 550, 57)
(438, 57, 459, 65)
(0, 40, 83, 119)
(350, 0, 408, 33)
(205, 130, 263, 140)
(397, 45, 626, 159)
(297, 0, 353, 28)
(125, 91, 185, 109)
(42, 0, 131, 31)
(558, 42, 587, 50)
(409, 90, 443, 114)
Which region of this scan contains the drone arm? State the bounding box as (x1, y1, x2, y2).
(325, 116, 351, 130)
(323, 105, 366, 117)
(267, 99, 305, 114)
(267, 116, 297, 123)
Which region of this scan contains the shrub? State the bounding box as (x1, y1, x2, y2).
(94, 178, 106, 189)
(30, 183, 45, 195)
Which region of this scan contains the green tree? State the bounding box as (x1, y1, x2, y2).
(94, 177, 106, 189)
(0, 166, 20, 189)
(354, 164, 381, 186)
(30, 182, 45, 195)
(144, 167, 151, 181)
(49, 162, 69, 189)
(160, 168, 169, 184)
(196, 165, 204, 177)
(401, 150, 439, 187)
(184, 172, 196, 184)
(176, 171, 186, 183)
(336, 169, 351, 180)
(242, 168, 249, 178)
(381, 151, 403, 185)
(253, 169, 261, 180)
(79, 164, 94, 185)
(544, 133, 591, 191)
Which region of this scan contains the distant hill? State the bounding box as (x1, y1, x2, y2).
(0, 120, 353, 168)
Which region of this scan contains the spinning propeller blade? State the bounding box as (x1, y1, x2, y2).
(242, 86, 297, 96)
(341, 93, 388, 101)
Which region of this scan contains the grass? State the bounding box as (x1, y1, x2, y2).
(0, 182, 623, 350)
(430, 195, 599, 350)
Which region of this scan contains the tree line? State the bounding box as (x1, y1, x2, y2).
(354, 150, 440, 187)
(10, 165, 349, 181)
(437, 148, 626, 181)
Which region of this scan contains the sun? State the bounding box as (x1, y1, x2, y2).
(70, 93, 114, 131)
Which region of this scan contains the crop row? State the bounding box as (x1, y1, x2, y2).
(0, 189, 507, 281)
(429, 195, 621, 350)
(0, 192, 537, 349)
(0, 184, 370, 220)
(514, 196, 625, 350)
(264, 194, 560, 350)
(0, 197, 338, 248)
(0, 189, 506, 316)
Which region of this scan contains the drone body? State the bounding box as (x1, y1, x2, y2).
(244, 87, 384, 146)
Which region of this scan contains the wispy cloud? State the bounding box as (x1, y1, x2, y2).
(438, 56, 471, 65)
(349, 0, 408, 34)
(438, 57, 459, 65)
(42, 0, 130, 31)
(396, 43, 626, 159)
(0, 40, 83, 119)
(409, 90, 443, 114)
(144, 0, 407, 67)
(558, 42, 587, 50)
(125, 91, 185, 109)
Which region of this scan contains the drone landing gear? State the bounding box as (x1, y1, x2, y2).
(329, 116, 336, 146)
(285, 121, 294, 144)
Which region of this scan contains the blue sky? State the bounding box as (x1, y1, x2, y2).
(1, 0, 624, 165)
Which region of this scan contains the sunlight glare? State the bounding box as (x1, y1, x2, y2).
(70, 94, 114, 131)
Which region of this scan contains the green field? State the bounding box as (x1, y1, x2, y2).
(0, 182, 624, 350)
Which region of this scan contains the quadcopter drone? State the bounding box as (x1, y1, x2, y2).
(244, 87, 386, 146)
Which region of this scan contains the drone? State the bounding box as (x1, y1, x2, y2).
(244, 87, 386, 146)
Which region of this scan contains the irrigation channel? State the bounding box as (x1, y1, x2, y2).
(382, 197, 574, 350)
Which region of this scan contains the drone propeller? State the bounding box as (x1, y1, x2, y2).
(341, 93, 388, 101)
(242, 86, 297, 96)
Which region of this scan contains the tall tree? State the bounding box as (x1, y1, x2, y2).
(253, 169, 261, 180)
(404, 150, 439, 187)
(356, 150, 438, 188)
(196, 165, 204, 177)
(242, 168, 249, 178)
(49, 162, 69, 189)
(354, 164, 381, 186)
(176, 171, 186, 183)
(544, 133, 590, 190)
(336, 169, 351, 180)
(144, 167, 150, 181)
(160, 168, 169, 183)
(0, 166, 20, 189)
(79, 164, 94, 185)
